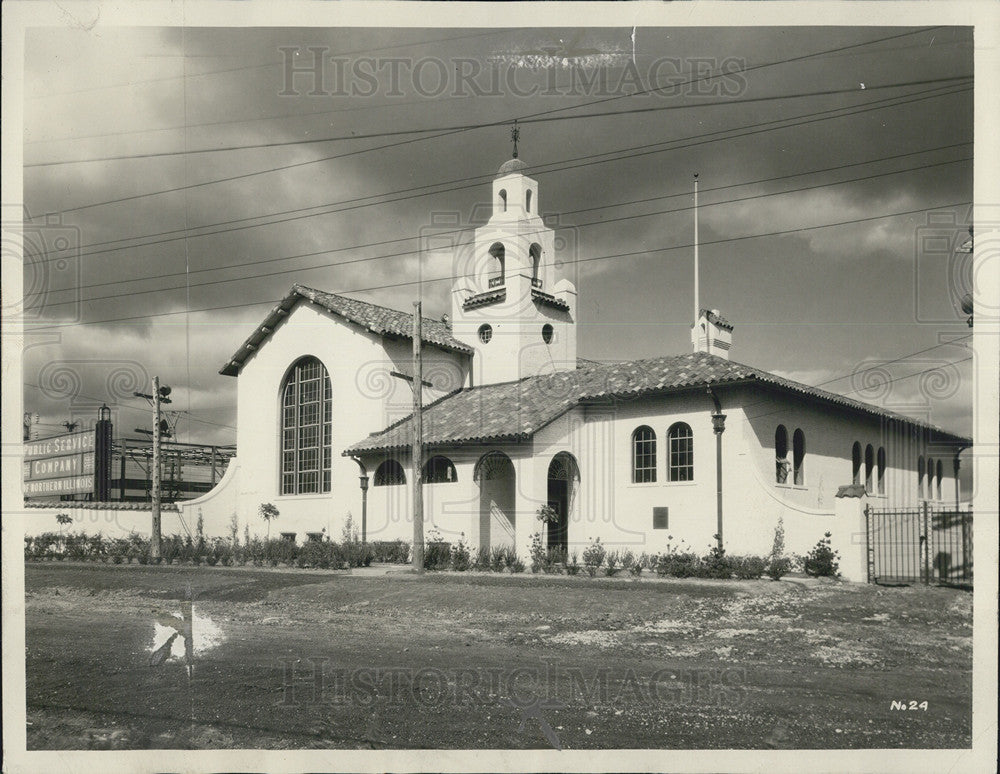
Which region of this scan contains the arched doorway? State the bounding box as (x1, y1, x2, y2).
(474, 451, 516, 552)
(546, 453, 579, 552)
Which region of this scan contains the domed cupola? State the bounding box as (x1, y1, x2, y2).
(496, 157, 528, 178)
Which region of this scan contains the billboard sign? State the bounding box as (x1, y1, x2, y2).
(23, 430, 97, 497)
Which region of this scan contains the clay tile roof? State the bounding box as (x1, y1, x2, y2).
(345, 351, 970, 455)
(220, 284, 472, 376)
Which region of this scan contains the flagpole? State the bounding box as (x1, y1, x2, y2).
(693, 173, 699, 327)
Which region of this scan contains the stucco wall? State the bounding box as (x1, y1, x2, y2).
(223, 301, 469, 542)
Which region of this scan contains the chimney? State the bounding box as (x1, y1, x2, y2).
(691, 308, 733, 360)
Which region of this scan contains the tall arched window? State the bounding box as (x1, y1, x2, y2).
(926, 457, 934, 500)
(499, 189, 507, 212)
(852, 442, 862, 485)
(864, 444, 875, 494)
(775, 425, 789, 483)
(632, 426, 656, 483)
(423, 455, 456, 484)
(917, 455, 925, 498)
(668, 422, 694, 482)
(935, 459, 943, 500)
(877, 447, 886, 495)
(487, 242, 505, 288)
(280, 356, 332, 495)
(374, 459, 406, 486)
(793, 429, 806, 486)
(526, 189, 532, 213)
(529, 243, 542, 287)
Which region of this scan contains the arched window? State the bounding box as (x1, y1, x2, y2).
(775, 425, 789, 483)
(526, 189, 532, 213)
(632, 426, 656, 483)
(793, 429, 806, 486)
(926, 457, 934, 500)
(423, 455, 456, 484)
(668, 422, 694, 482)
(935, 459, 943, 500)
(374, 459, 406, 486)
(917, 455, 925, 498)
(852, 442, 862, 485)
(529, 243, 542, 287)
(864, 444, 874, 494)
(280, 356, 332, 495)
(488, 242, 505, 288)
(877, 447, 886, 495)
(499, 189, 507, 212)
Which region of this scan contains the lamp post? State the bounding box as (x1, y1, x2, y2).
(711, 410, 727, 551)
(359, 472, 369, 544)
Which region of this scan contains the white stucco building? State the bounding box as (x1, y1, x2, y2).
(165, 153, 970, 578)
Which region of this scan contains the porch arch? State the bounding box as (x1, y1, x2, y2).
(474, 451, 516, 553)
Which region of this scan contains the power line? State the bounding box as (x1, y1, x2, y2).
(25, 198, 971, 332)
(30, 154, 972, 310)
(26, 75, 970, 167)
(22, 382, 237, 431)
(33, 27, 954, 215)
(36, 141, 972, 298)
(33, 82, 972, 262)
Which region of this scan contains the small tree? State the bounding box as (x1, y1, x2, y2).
(766, 516, 792, 580)
(55, 513, 73, 556)
(259, 502, 279, 550)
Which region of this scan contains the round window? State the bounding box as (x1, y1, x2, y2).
(542, 323, 554, 344)
(478, 324, 493, 344)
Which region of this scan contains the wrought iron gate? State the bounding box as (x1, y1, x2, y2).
(865, 504, 972, 586)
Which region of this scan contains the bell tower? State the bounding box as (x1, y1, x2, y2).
(451, 148, 577, 386)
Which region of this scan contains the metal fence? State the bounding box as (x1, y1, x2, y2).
(865, 504, 972, 586)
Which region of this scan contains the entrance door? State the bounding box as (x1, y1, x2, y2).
(546, 453, 579, 553)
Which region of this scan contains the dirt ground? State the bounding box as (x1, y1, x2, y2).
(23, 562, 972, 750)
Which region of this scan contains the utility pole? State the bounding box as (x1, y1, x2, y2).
(135, 378, 171, 559)
(693, 173, 699, 327)
(411, 301, 425, 573)
(151, 376, 163, 560)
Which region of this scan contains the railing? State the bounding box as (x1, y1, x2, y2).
(488, 276, 504, 289)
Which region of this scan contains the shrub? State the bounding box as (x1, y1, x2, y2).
(502, 547, 521, 573)
(624, 551, 644, 578)
(471, 547, 490, 572)
(804, 532, 840, 578)
(766, 556, 792, 580)
(701, 539, 733, 579)
(543, 547, 566, 575)
(370, 540, 410, 564)
(732, 555, 767, 580)
(489, 545, 507, 573)
(582, 537, 606, 577)
(566, 550, 581, 576)
(265, 537, 297, 566)
(604, 550, 622, 577)
(161, 535, 182, 565)
(529, 532, 545, 574)
(342, 540, 375, 569)
(655, 552, 700, 578)
(24, 536, 33, 561)
(450, 534, 472, 572)
(65, 533, 88, 562)
(423, 530, 450, 571)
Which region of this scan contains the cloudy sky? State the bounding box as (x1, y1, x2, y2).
(22, 24, 974, 447)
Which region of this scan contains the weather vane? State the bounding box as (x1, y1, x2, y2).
(511, 119, 520, 159)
